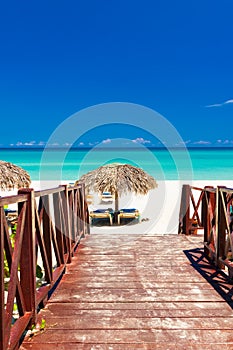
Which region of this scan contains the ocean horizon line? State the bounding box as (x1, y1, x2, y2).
(1, 146, 233, 151)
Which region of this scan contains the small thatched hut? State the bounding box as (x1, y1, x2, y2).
(0, 160, 31, 191)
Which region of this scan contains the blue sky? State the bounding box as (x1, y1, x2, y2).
(0, 1, 233, 148)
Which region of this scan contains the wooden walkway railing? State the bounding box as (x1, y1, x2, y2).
(0, 184, 89, 350)
(179, 184, 233, 279)
(3, 182, 233, 348)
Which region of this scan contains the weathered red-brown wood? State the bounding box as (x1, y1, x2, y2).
(18, 189, 36, 326)
(0, 208, 5, 350)
(1, 184, 89, 350)
(20, 234, 233, 349)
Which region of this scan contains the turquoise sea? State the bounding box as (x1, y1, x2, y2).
(1, 148, 233, 181)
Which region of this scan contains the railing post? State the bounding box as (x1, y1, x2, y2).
(42, 195, 52, 283)
(68, 188, 75, 242)
(202, 189, 209, 256)
(80, 184, 86, 237)
(79, 183, 89, 236)
(73, 188, 78, 241)
(18, 188, 36, 326)
(178, 184, 190, 234)
(63, 185, 72, 263)
(217, 187, 227, 269)
(0, 207, 5, 350)
(53, 192, 64, 265)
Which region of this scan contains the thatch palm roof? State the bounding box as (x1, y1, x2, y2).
(0, 160, 31, 191)
(76, 163, 157, 211)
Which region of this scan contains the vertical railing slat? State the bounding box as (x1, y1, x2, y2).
(0, 208, 5, 350)
(42, 195, 52, 283)
(34, 208, 52, 284)
(63, 185, 72, 263)
(18, 188, 36, 326)
(217, 189, 228, 269)
(53, 192, 65, 265)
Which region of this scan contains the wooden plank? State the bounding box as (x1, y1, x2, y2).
(20, 343, 231, 350)
(41, 303, 233, 318)
(22, 315, 233, 330)
(21, 329, 233, 345)
(42, 300, 233, 312)
(59, 280, 216, 289)
(20, 234, 233, 348)
(47, 288, 224, 303)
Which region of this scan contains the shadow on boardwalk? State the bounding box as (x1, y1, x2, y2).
(184, 247, 233, 308)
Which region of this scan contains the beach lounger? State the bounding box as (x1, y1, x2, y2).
(117, 208, 140, 225)
(89, 209, 114, 225)
(100, 192, 113, 203)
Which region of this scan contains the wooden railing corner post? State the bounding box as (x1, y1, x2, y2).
(178, 184, 190, 234)
(18, 187, 37, 326)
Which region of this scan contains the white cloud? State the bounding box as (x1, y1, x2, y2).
(102, 138, 111, 144)
(225, 99, 233, 104)
(48, 142, 59, 147)
(193, 140, 212, 145)
(25, 141, 36, 146)
(15, 141, 37, 146)
(132, 137, 151, 144)
(79, 142, 84, 146)
(205, 99, 233, 108)
(223, 139, 233, 144)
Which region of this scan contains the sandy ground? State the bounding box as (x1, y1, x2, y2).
(87, 180, 233, 235)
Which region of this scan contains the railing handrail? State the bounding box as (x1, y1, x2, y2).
(0, 183, 89, 350)
(0, 194, 28, 206)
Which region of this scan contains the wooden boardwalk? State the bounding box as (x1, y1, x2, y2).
(20, 233, 233, 349)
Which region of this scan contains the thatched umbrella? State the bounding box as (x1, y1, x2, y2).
(75, 163, 157, 212)
(0, 160, 31, 191)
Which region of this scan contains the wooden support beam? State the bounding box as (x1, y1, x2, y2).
(217, 188, 228, 269)
(178, 185, 190, 234)
(42, 195, 53, 283)
(18, 188, 36, 326)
